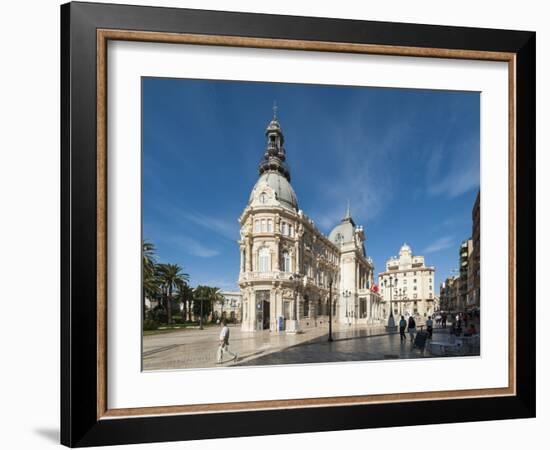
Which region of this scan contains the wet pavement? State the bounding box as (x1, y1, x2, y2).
(142, 323, 479, 371)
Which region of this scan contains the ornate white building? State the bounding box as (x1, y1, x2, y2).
(378, 244, 436, 319)
(238, 110, 383, 332)
(212, 291, 242, 323)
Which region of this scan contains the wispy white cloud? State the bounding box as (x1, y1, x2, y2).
(306, 102, 414, 232)
(422, 236, 455, 254)
(178, 211, 238, 241)
(172, 236, 220, 258)
(425, 136, 479, 198)
(428, 163, 479, 198)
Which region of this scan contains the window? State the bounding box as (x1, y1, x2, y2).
(267, 219, 273, 232)
(414, 278, 417, 283)
(282, 222, 287, 235)
(288, 224, 293, 237)
(304, 299, 310, 317)
(404, 279, 407, 284)
(413, 286, 417, 291)
(258, 247, 271, 273)
(259, 192, 267, 204)
(282, 251, 291, 273)
(261, 219, 267, 232)
(254, 220, 260, 233)
(360, 299, 367, 318)
(283, 301, 291, 319)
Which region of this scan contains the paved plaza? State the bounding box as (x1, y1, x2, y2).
(143, 323, 479, 371)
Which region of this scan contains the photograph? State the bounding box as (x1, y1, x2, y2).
(141, 77, 481, 371)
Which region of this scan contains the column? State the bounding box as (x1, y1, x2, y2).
(247, 239, 253, 272)
(294, 241, 300, 273)
(274, 237, 280, 272)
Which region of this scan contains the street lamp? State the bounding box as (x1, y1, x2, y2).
(197, 297, 206, 330)
(342, 289, 352, 326)
(397, 288, 403, 315)
(288, 273, 302, 333)
(385, 276, 397, 331)
(197, 296, 215, 330)
(328, 275, 334, 342)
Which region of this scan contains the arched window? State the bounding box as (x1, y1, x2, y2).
(259, 192, 267, 204)
(258, 247, 271, 273)
(282, 250, 291, 273)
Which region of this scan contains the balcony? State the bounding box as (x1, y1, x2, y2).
(239, 271, 298, 283)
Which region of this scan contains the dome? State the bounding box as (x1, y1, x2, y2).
(399, 243, 412, 255)
(266, 119, 281, 132)
(328, 220, 355, 245)
(249, 171, 298, 210)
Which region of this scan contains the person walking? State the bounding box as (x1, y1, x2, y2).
(399, 315, 407, 342)
(408, 316, 416, 342)
(426, 315, 434, 339)
(217, 319, 237, 363)
(441, 313, 447, 329)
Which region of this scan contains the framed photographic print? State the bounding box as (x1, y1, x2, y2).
(61, 1, 536, 447)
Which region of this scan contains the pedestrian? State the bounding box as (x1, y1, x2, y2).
(463, 313, 468, 329)
(399, 315, 407, 342)
(217, 319, 237, 363)
(426, 315, 434, 339)
(408, 316, 416, 342)
(442, 313, 447, 329)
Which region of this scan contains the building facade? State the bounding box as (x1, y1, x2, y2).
(212, 291, 243, 323)
(238, 111, 383, 332)
(439, 276, 459, 312)
(378, 244, 436, 319)
(468, 191, 480, 310)
(459, 238, 473, 311)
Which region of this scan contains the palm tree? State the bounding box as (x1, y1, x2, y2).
(176, 284, 194, 323)
(157, 263, 189, 324)
(142, 240, 160, 315)
(193, 285, 223, 324)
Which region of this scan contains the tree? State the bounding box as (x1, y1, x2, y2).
(192, 285, 223, 323)
(175, 283, 194, 323)
(157, 263, 189, 324)
(142, 240, 160, 316)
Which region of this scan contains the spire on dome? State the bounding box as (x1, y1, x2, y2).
(258, 103, 291, 181)
(341, 200, 356, 226)
(344, 199, 351, 220)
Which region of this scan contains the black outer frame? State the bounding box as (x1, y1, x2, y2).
(61, 1, 535, 447)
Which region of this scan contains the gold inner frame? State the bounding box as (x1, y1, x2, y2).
(96, 29, 517, 420)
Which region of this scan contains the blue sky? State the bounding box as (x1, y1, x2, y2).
(142, 77, 479, 292)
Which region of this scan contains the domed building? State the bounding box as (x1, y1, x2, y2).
(378, 244, 436, 319)
(238, 109, 383, 332)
